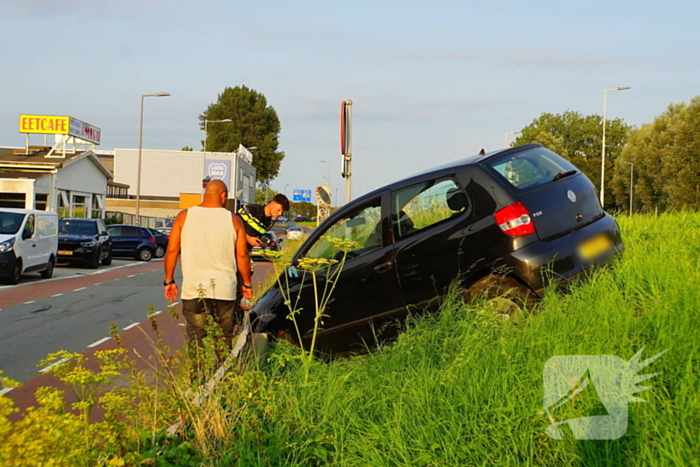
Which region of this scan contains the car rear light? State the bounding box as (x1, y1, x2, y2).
(494, 202, 536, 237)
(150, 237, 156, 244)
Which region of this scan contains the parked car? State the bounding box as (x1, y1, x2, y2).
(0, 209, 58, 284)
(57, 218, 112, 269)
(285, 225, 305, 241)
(251, 231, 281, 259)
(247, 144, 624, 356)
(148, 228, 169, 258)
(294, 216, 311, 222)
(106, 225, 157, 261)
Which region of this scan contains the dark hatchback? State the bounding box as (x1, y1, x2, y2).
(57, 218, 112, 268)
(106, 225, 157, 261)
(248, 144, 624, 356)
(148, 228, 169, 258)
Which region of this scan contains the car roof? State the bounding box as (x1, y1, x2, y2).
(349, 143, 543, 204)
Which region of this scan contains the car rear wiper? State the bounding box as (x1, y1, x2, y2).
(552, 170, 577, 181)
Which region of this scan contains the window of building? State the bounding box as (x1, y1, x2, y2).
(0, 193, 26, 209)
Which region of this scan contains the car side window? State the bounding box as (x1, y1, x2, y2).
(393, 178, 468, 239)
(304, 198, 383, 260)
(24, 214, 35, 237)
(107, 226, 121, 237)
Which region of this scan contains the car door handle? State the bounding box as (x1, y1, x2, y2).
(373, 262, 393, 273)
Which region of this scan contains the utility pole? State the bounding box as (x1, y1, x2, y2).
(340, 99, 353, 204)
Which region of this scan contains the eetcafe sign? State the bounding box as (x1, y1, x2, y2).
(18, 114, 101, 145)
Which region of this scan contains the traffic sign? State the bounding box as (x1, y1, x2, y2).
(293, 189, 312, 202)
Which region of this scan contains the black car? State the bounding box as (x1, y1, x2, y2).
(148, 228, 169, 258)
(249, 144, 624, 355)
(294, 216, 311, 222)
(106, 225, 157, 261)
(57, 218, 112, 268)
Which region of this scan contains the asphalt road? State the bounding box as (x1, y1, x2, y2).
(0, 258, 175, 384)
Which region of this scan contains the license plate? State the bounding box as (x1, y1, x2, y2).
(578, 234, 613, 261)
(58, 250, 73, 256)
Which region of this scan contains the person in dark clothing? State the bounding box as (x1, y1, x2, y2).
(236, 194, 290, 249)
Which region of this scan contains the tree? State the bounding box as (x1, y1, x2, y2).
(200, 85, 285, 184)
(612, 97, 700, 212)
(181, 146, 193, 151)
(513, 111, 631, 209)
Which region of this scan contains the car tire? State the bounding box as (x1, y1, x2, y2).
(102, 247, 112, 266)
(137, 247, 153, 262)
(7, 259, 22, 285)
(89, 249, 100, 269)
(155, 244, 165, 258)
(40, 256, 55, 279)
(464, 275, 538, 322)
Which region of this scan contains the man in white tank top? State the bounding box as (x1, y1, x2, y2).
(163, 180, 252, 348)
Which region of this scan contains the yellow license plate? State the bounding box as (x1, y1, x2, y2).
(578, 234, 613, 261)
(58, 250, 73, 255)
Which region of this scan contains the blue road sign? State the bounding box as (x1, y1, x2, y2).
(293, 189, 312, 202)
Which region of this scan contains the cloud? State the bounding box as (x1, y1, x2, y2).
(368, 50, 498, 63)
(507, 53, 650, 66)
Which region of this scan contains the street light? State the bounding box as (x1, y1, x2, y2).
(136, 92, 170, 226)
(203, 119, 233, 152)
(504, 131, 521, 148)
(320, 159, 331, 190)
(600, 86, 631, 207)
(284, 183, 289, 197)
(621, 161, 634, 216)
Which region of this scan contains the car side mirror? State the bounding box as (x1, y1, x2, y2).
(22, 229, 32, 240)
(100, 232, 109, 237)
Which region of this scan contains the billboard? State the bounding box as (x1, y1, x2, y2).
(19, 114, 101, 145)
(205, 159, 231, 187)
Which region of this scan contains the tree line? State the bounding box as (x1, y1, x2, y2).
(513, 96, 700, 213)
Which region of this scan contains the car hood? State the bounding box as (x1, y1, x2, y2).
(0, 234, 16, 243)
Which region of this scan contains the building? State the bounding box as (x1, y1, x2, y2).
(0, 146, 113, 218)
(102, 147, 256, 219)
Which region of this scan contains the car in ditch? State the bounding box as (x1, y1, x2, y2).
(246, 144, 624, 356)
(57, 218, 112, 269)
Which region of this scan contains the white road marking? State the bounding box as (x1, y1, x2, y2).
(39, 357, 71, 373)
(74, 287, 86, 292)
(122, 322, 140, 331)
(0, 388, 14, 395)
(127, 275, 136, 278)
(87, 337, 111, 348)
(51, 293, 63, 297)
(94, 282, 103, 286)
(24, 300, 35, 304)
(155, 310, 163, 315)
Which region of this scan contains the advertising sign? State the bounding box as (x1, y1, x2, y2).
(206, 159, 231, 186)
(19, 115, 70, 134)
(293, 189, 312, 202)
(19, 114, 101, 145)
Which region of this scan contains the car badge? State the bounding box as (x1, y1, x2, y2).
(567, 190, 577, 203)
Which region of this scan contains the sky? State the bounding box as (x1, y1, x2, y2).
(1, 0, 699, 204)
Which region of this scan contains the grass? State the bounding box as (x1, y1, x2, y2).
(208, 211, 699, 465)
(2, 212, 698, 466)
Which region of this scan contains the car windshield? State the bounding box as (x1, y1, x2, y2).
(59, 220, 97, 235)
(0, 212, 25, 234)
(484, 147, 578, 192)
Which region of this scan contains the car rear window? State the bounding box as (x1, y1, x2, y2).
(484, 147, 578, 193)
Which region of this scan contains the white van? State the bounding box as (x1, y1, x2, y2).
(0, 208, 58, 284)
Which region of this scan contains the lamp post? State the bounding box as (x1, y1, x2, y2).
(284, 184, 289, 197)
(136, 92, 170, 226)
(203, 119, 233, 152)
(600, 86, 631, 207)
(621, 161, 634, 216)
(504, 131, 521, 148)
(320, 159, 331, 190)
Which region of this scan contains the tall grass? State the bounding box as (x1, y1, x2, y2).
(211, 212, 699, 465)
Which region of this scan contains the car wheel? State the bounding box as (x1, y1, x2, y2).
(7, 259, 22, 285)
(40, 256, 55, 279)
(464, 275, 538, 322)
(89, 249, 100, 269)
(155, 244, 165, 258)
(137, 247, 153, 262)
(101, 247, 112, 266)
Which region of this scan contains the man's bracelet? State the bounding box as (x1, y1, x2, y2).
(163, 280, 176, 286)
(242, 284, 252, 289)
